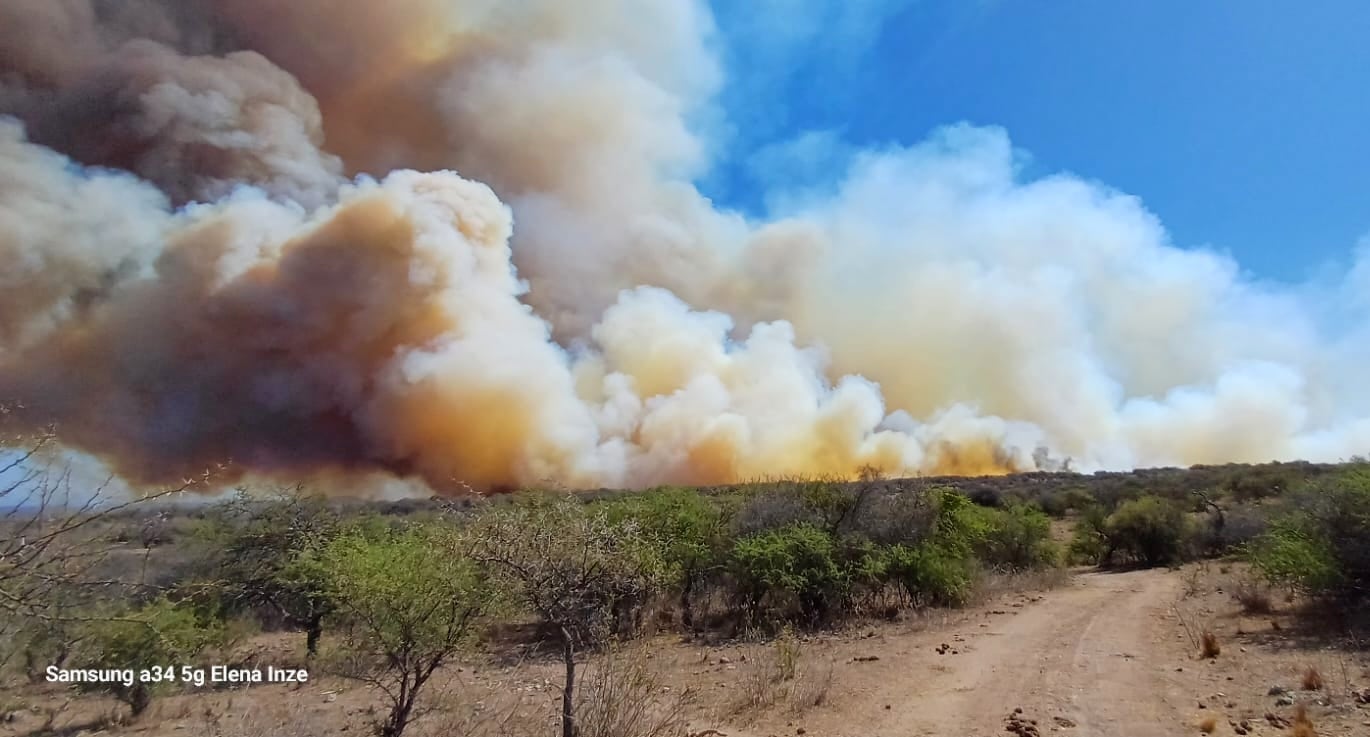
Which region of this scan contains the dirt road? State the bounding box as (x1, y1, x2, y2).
(748, 568, 1192, 737)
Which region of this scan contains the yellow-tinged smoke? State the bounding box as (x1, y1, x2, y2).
(1, 0, 1368, 494)
(0, 150, 1021, 491)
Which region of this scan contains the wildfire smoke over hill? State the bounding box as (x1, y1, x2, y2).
(1, 1, 1368, 494)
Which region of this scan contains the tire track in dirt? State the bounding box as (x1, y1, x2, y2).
(746, 568, 1190, 737)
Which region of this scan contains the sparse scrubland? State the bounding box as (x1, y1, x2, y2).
(5, 461, 1370, 736)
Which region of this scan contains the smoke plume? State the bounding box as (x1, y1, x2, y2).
(1, 0, 1367, 494)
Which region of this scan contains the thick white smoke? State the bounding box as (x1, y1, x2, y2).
(0, 0, 1366, 494)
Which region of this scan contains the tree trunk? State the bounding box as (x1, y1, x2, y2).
(560, 629, 576, 737)
(680, 576, 695, 630)
(382, 676, 415, 737)
(128, 683, 151, 719)
(305, 613, 323, 657)
(382, 700, 412, 737)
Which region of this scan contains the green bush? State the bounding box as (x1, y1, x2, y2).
(599, 487, 728, 628)
(1038, 486, 1097, 518)
(976, 503, 1059, 570)
(1067, 505, 1110, 565)
(730, 523, 847, 623)
(1101, 496, 1190, 567)
(883, 543, 974, 607)
(925, 489, 992, 559)
(71, 598, 223, 718)
(595, 484, 1065, 626)
(836, 536, 889, 592)
(1247, 469, 1370, 602)
(1222, 466, 1298, 502)
(1248, 520, 1340, 594)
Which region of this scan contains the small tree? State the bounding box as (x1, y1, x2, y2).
(184, 489, 339, 655)
(604, 488, 728, 629)
(72, 598, 223, 719)
(309, 524, 497, 737)
(471, 495, 665, 737)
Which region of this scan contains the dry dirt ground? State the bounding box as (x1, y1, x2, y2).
(4, 565, 1368, 737)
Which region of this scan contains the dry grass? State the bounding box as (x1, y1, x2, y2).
(1200, 631, 1221, 659)
(773, 628, 802, 681)
(413, 683, 549, 737)
(1172, 601, 1218, 660)
(729, 632, 835, 719)
(200, 703, 331, 737)
(192, 676, 542, 737)
(1291, 703, 1317, 737)
(1197, 715, 1217, 733)
(1231, 576, 1274, 614)
(574, 646, 697, 737)
(1301, 666, 1324, 691)
(1182, 566, 1206, 599)
(969, 567, 1071, 606)
(786, 660, 834, 711)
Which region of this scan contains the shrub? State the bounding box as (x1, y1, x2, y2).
(1249, 519, 1341, 595)
(308, 524, 497, 737)
(925, 489, 992, 559)
(730, 487, 818, 537)
(883, 543, 974, 607)
(16, 614, 80, 683)
(877, 488, 1056, 607)
(1060, 487, 1097, 515)
(573, 645, 695, 737)
(730, 523, 846, 624)
(798, 479, 868, 533)
(1248, 469, 1370, 604)
(601, 487, 728, 628)
(1193, 505, 1269, 555)
(1067, 504, 1110, 565)
(1030, 484, 1096, 517)
(976, 503, 1059, 570)
(1291, 704, 1316, 737)
(1231, 575, 1274, 614)
(835, 535, 889, 602)
(1222, 466, 1297, 502)
(845, 488, 936, 547)
(1103, 496, 1190, 567)
(71, 598, 223, 719)
(1200, 630, 1220, 659)
(966, 484, 1003, 508)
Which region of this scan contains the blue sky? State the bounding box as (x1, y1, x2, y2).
(706, 0, 1370, 281)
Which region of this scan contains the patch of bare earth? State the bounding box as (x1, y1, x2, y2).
(1169, 562, 1370, 737)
